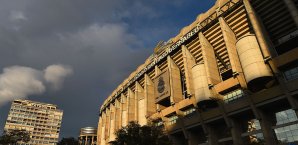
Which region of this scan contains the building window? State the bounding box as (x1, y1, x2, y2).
(284, 66, 298, 81)
(168, 115, 178, 125)
(181, 74, 188, 99)
(274, 109, 298, 143)
(156, 121, 164, 127)
(223, 89, 245, 103)
(252, 109, 298, 143)
(183, 107, 196, 116)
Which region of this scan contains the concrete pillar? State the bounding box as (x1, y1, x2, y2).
(105, 108, 110, 140)
(144, 74, 155, 118)
(169, 134, 188, 145)
(127, 88, 135, 123)
(173, 115, 191, 145)
(229, 118, 244, 145)
(206, 125, 218, 145)
(97, 117, 102, 145)
(109, 103, 116, 141)
(182, 45, 196, 96)
(100, 112, 106, 145)
(197, 110, 208, 134)
(135, 81, 146, 125)
(120, 93, 127, 127)
(217, 101, 232, 128)
(258, 110, 278, 145)
(199, 32, 221, 85)
(169, 135, 180, 145)
(118, 95, 123, 128)
(101, 127, 106, 144)
(217, 101, 243, 145)
(186, 131, 201, 145)
(283, 0, 298, 27)
(115, 98, 121, 130)
(243, 0, 277, 58)
(167, 56, 183, 103)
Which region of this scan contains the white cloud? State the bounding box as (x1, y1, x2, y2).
(44, 64, 73, 90)
(0, 64, 72, 106)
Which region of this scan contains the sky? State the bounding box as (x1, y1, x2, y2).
(0, 0, 215, 139)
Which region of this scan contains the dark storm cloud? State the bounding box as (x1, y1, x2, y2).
(0, 0, 215, 138)
(0, 0, 156, 138)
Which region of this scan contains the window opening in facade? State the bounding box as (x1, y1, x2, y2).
(183, 107, 196, 117)
(153, 119, 164, 127)
(276, 30, 298, 55)
(221, 68, 233, 81)
(168, 115, 178, 125)
(274, 109, 298, 143)
(180, 74, 188, 99)
(223, 89, 245, 103)
(283, 64, 298, 81)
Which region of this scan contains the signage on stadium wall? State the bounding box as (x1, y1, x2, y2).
(154, 71, 170, 101)
(105, 25, 201, 109)
(99, 0, 243, 112)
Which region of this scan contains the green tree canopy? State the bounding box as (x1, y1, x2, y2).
(110, 121, 172, 145)
(0, 129, 30, 145)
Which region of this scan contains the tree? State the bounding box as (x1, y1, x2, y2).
(58, 137, 78, 145)
(0, 129, 30, 145)
(110, 121, 172, 145)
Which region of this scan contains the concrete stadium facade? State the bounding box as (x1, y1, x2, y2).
(98, 0, 298, 144)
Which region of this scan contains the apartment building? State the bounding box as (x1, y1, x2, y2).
(4, 99, 63, 145)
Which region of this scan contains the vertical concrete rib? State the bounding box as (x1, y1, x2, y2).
(155, 65, 161, 75)
(97, 117, 102, 145)
(243, 0, 276, 58)
(103, 112, 108, 143)
(144, 74, 155, 118)
(109, 103, 116, 141)
(219, 17, 247, 88)
(167, 56, 183, 104)
(199, 32, 221, 85)
(105, 108, 110, 141)
(120, 93, 127, 127)
(115, 98, 121, 131)
(100, 113, 106, 145)
(135, 81, 146, 125)
(127, 88, 135, 123)
(182, 45, 196, 97)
